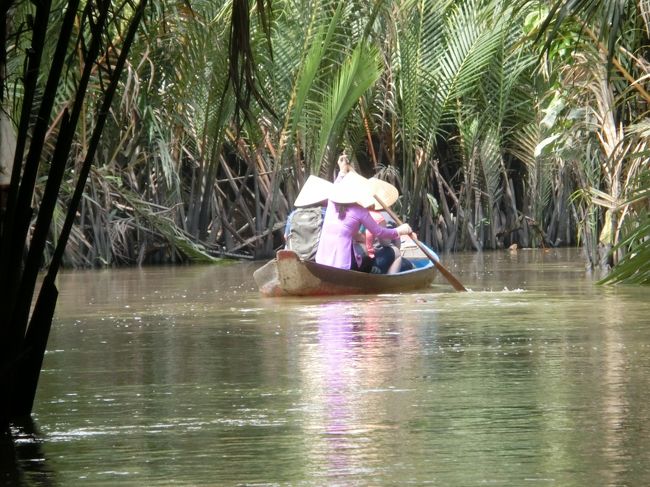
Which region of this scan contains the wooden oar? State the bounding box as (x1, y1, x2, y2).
(374, 195, 468, 292)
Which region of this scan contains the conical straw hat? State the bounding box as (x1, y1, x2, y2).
(368, 177, 399, 210)
(293, 175, 334, 207)
(328, 171, 376, 208)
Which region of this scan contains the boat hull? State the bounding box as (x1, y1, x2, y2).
(253, 250, 436, 297)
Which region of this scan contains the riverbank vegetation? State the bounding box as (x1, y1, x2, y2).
(1, 0, 648, 277)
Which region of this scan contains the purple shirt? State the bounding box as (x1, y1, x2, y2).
(315, 195, 399, 270)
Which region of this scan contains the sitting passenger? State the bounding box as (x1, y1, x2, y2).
(371, 221, 415, 273)
(364, 178, 402, 274)
(284, 175, 332, 261)
(315, 155, 413, 271)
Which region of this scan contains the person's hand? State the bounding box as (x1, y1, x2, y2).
(337, 154, 351, 174)
(396, 223, 412, 236)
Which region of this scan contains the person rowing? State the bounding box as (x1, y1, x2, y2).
(315, 154, 413, 272)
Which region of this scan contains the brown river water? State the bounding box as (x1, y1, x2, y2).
(4, 248, 650, 486)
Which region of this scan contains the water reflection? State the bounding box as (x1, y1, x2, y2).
(2, 418, 54, 487)
(296, 297, 435, 481)
(315, 302, 356, 476)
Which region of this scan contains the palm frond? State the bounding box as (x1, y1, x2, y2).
(536, 0, 638, 75)
(599, 211, 650, 285)
(313, 43, 382, 171)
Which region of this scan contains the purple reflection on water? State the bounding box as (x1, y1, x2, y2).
(316, 302, 357, 472)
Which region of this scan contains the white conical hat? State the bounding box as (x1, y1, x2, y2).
(368, 177, 399, 210)
(328, 171, 376, 208)
(293, 175, 334, 207)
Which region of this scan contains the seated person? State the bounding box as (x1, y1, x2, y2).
(370, 221, 415, 273)
(315, 155, 413, 271)
(284, 175, 332, 261)
(364, 178, 414, 274)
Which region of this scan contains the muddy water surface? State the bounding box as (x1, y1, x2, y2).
(6, 248, 650, 485)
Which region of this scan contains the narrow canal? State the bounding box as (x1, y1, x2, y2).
(6, 248, 650, 485)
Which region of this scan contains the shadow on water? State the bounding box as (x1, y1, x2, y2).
(1, 419, 55, 487)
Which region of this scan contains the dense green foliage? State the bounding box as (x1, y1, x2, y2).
(1, 0, 647, 282)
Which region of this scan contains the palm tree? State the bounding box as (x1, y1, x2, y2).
(374, 0, 547, 251)
(526, 0, 649, 277)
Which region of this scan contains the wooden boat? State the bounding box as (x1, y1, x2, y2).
(253, 249, 436, 297)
